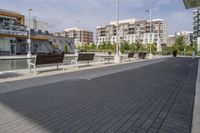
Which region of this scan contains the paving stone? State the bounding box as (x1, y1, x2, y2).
(0, 57, 198, 133)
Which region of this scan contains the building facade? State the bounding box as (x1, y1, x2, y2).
(0, 9, 27, 55)
(193, 9, 200, 42)
(54, 28, 93, 46)
(167, 35, 176, 47)
(0, 9, 75, 55)
(167, 31, 193, 47)
(96, 18, 167, 46)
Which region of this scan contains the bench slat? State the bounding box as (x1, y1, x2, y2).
(35, 54, 64, 65)
(77, 53, 95, 61)
(128, 53, 135, 58)
(138, 52, 147, 59)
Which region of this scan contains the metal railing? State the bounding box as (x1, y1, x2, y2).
(0, 29, 27, 36)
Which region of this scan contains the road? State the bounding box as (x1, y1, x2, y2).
(0, 57, 198, 133)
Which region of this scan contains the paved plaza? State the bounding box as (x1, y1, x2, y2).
(0, 57, 199, 133)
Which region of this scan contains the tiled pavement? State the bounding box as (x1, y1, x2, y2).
(0, 57, 198, 133)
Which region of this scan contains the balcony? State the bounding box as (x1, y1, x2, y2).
(0, 29, 27, 36)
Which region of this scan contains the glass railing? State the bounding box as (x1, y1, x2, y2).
(0, 29, 27, 36)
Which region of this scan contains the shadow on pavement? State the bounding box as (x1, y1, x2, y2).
(0, 72, 22, 79)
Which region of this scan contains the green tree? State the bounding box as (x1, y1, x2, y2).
(162, 46, 172, 55)
(80, 43, 91, 52)
(135, 40, 141, 51)
(130, 43, 137, 52)
(64, 45, 68, 54)
(90, 43, 97, 50)
(120, 41, 130, 54)
(139, 44, 147, 52)
(147, 43, 157, 53)
(173, 36, 186, 54)
(111, 43, 116, 53)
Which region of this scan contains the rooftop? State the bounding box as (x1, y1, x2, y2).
(0, 9, 22, 15)
(97, 18, 164, 28)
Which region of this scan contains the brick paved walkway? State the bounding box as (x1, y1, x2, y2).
(0, 57, 198, 133)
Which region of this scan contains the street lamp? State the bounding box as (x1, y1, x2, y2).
(146, 9, 153, 58)
(27, 8, 33, 57)
(114, 0, 121, 63)
(75, 20, 80, 55)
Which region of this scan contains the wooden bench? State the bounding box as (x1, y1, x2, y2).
(29, 54, 65, 75)
(127, 53, 135, 61)
(74, 53, 95, 68)
(138, 52, 147, 59)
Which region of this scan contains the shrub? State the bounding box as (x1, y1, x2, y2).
(64, 45, 68, 54)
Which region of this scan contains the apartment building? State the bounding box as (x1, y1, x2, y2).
(193, 9, 200, 42)
(0, 9, 27, 55)
(96, 18, 167, 46)
(54, 28, 93, 46)
(0, 9, 75, 55)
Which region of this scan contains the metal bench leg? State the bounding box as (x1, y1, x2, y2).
(76, 61, 79, 69)
(104, 59, 107, 64)
(62, 63, 65, 71)
(34, 65, 37, 75)
(29, 64, 31, 73)
(87, 60, 89, 66)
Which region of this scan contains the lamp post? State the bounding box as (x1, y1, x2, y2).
(27, 9, 32, 57)
(75, 20, 80, 55)
(114, 0, 121, 63)
(146, 9, 153, 58)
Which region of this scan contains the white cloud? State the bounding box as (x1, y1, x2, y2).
(0, 0, 193, 35)
(156, 0, 171, 6)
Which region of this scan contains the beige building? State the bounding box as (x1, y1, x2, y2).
(167, 31, 193, 47)
(96, 18, 167, 46)
(167, 35, 176, 47)
(54, 28, 93, 46)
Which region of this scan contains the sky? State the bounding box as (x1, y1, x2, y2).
(0, 0, 194, 35)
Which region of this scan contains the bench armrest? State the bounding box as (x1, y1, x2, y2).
(29, 62, 35, 66)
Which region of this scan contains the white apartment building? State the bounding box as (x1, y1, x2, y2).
(96, 18, 167, 46)
(54, 28, 93, 46)
(25, 17, 48, 32)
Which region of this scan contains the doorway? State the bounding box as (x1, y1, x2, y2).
(11, 44, 16, 55)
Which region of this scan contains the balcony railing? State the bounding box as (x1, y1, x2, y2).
(0, 29, 27, 36)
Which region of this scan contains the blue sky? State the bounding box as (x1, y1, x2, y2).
(0, 0, 194, 34)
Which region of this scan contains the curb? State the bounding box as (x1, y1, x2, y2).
(192, 59, 200, 133)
